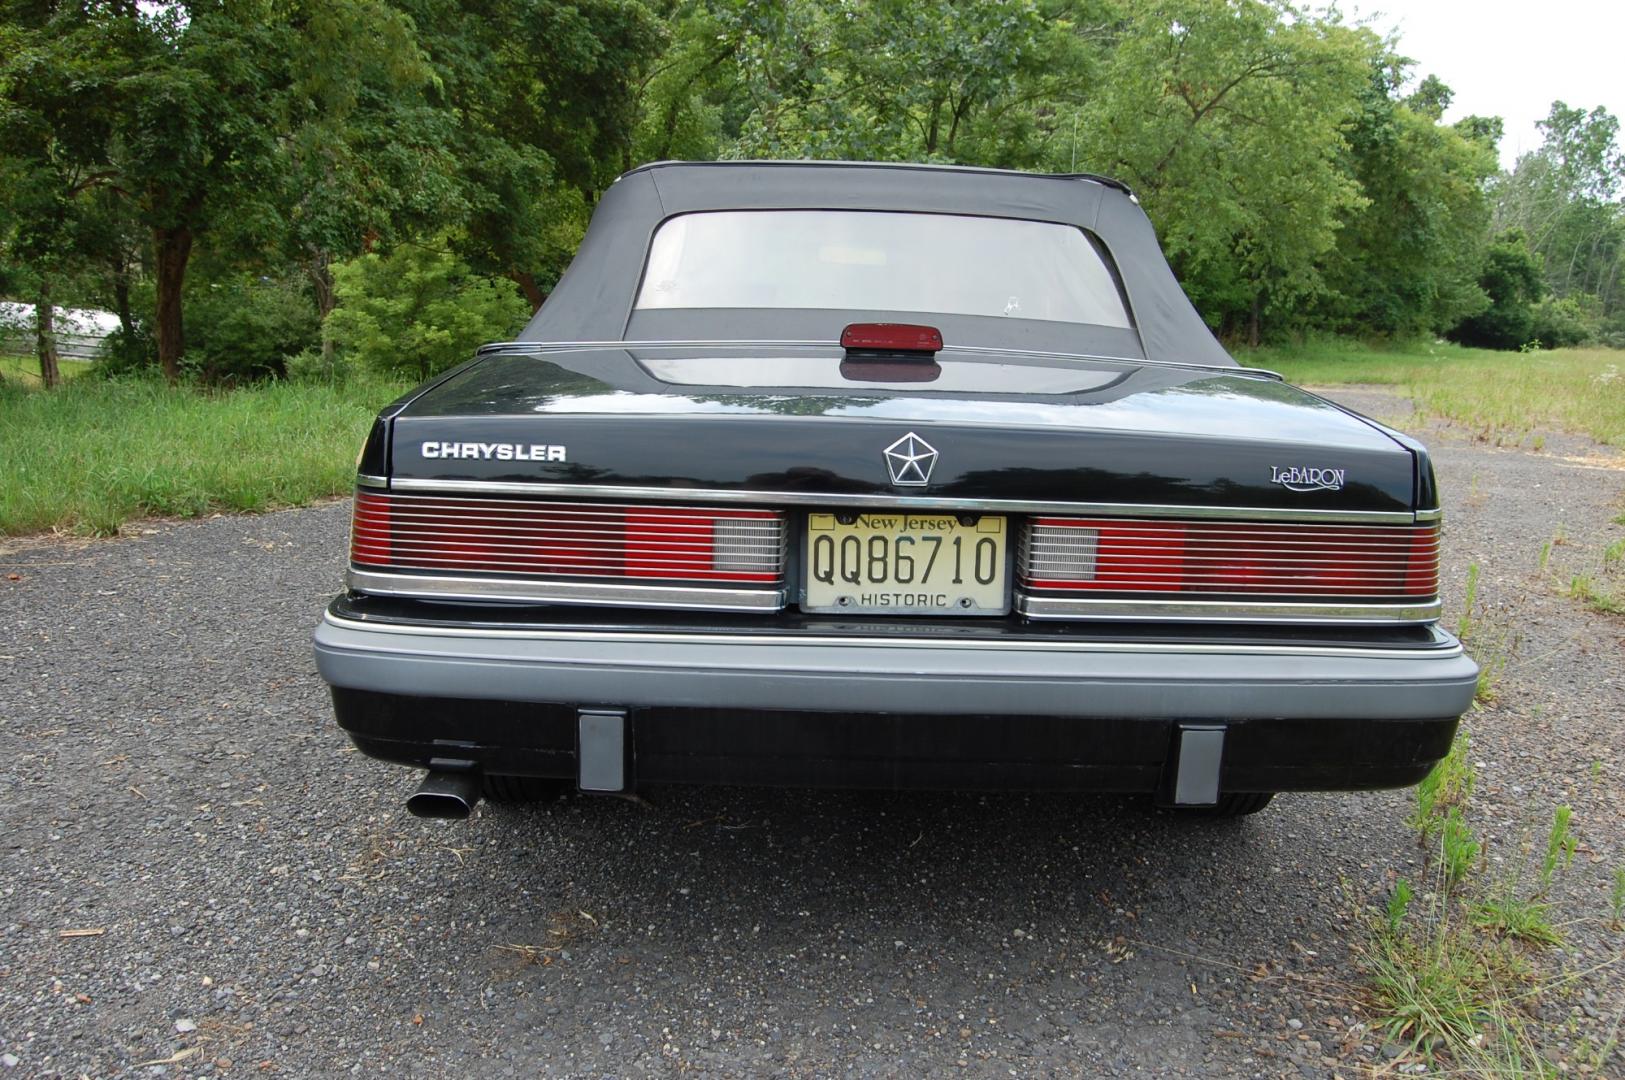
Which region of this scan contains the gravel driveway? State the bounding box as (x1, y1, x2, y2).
(2, 388, 1621, 1078)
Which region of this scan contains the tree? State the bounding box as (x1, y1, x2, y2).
(0, 6, 124, 387)
(2, 0, 442, 383)
(1495, 103, 1623, 332)
(1448, 230, 1544, 349)
(400, 0, 664, 312)
(109, 5, 301, 382)
(271, 0, 453, 374)
(1315, 64, 1498, 337)
(1070, 0, 1374, 343)
(707, 0, 1086, 167)
(325, 241, 529, 379)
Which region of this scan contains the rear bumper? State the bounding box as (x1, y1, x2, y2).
(313, 608, 1476, 793)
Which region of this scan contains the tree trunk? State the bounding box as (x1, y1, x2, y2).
(35, 285, 61, 390)
(510, 269, 546, 314)
(111, 252, 135, 339)
(305, 249, 338, 377)
(1248, 293, 1262, 348)
(153, 225, 193, 383)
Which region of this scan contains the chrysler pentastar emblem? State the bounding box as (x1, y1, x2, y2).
(884, 432, 938, 486)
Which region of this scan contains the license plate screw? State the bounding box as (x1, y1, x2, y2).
(837, 596, 852, 607)
(836, 513, 858, 525)
(957, 514, 980, 526)
(958, 597, 974, 609)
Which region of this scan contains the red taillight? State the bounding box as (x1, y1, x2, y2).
(350, 491, 391, 565)
(1405, 526, 1441, 597)
(840, 322, 944, 353)
(1022, 518, 1440, 599)
(350, 490, 784, 583)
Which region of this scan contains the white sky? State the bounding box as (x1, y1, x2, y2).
(1348, 0, 1625, 168)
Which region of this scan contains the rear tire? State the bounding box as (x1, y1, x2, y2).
(481, 774, 571, 804)
(1196, 792, 1275, 817)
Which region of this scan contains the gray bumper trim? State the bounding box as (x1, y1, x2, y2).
(313, 614, 1479, 721)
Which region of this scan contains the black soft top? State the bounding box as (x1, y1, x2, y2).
(522, 160, 1236, 369)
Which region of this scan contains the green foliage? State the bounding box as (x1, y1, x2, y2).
(1466, 806, 1577, 949)
(1538, 805, 1576, 894)
(0, 372, 409, 536)
(92, 324, 159, 379)
(721, 0, 1066, 166)
(1438, 809, 1479, 894)
(1070, 0, 1373, 341)
(184, 277, 320, 383)
(325, 243, 529, 379)
(1448, 231, 1546, 349)
(1410, 729, 1474, 840)
(1567, 573, 1625, 615)
(3, 0, 1620, 381)
(1369, 728, 1587, 1073)
(1367, 912, 1496, 1061)
(1527, 295, 1591, 348)
(1496, 103, 1624, 323)
(401, 0, 664, 307)
(1472, 893, 1561, 947)
(1315, 62, 1497, 338)
(1385, 878, 1414, 936)
(1458, 562, 1481, 640)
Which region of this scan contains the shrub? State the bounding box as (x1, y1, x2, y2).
(92, 323, 158, 377)
(1527, 296, 1591, 349)
(183, 277, 321, 383)
(325, 243, 529, 380)
(1447, 231, 1543, 350)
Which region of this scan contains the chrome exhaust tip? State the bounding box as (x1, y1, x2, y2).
(406, 767, 481, 819)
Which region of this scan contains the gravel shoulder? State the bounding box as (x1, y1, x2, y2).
(1, 388, 1621, 1078)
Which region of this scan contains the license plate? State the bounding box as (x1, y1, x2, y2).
(803, 513, 1009, 615)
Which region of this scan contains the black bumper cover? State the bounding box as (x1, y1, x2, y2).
(331, 687, 1458, 794)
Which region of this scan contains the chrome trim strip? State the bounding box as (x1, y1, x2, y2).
(473, 338, 1283, 381)
(346, 568, 785, 613)
(356, 474, 389, 490)
(385, 478, 1420, 524)
(1015, 594, 1441, 624)
(322, 610, 1463, 660)
(1414, 508, 1444, 523)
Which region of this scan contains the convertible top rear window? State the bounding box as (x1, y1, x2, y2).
(633, 210, 1132, 328)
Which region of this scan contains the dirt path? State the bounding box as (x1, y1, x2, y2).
(0, 387, 1620, 1078)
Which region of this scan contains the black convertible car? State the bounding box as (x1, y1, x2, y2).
(313, 161, 1477, 819)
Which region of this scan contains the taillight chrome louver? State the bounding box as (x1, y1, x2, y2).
(350, 491, 786, 606)
(1020, 517, 1441, 621)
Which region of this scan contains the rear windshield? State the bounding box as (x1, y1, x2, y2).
(633, 210, 1132, 328)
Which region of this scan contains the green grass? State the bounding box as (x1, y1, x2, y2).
(0, 351, 92, 387)
(1409, 729, 1475, 840)
(0, 374, 410, 536)
(1365, 734, 1588, 1074)
(1366, 896, 1555, 1076)
(1472, 894, 1563, 948)
(1236, 339, 1625, 448)
(1566, 574, 1625, 615)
